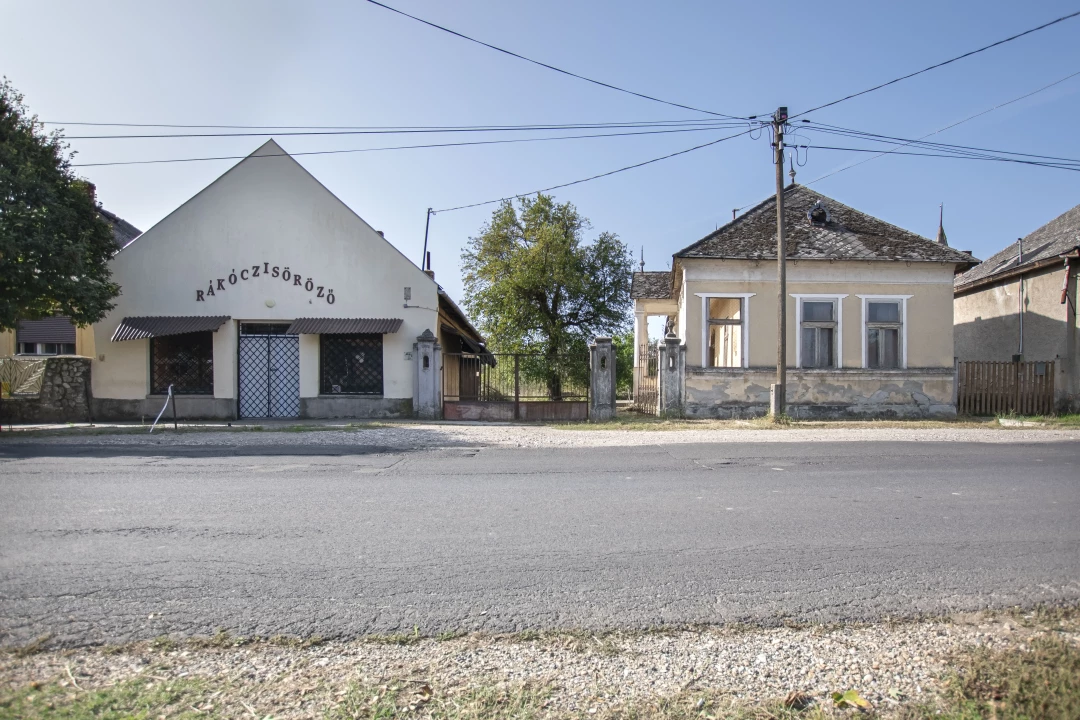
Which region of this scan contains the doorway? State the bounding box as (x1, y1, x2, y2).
(238, 323, 300, 418)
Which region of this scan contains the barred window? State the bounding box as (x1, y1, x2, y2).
(150, 332, 214, 394)
(320, 334, 383, 395)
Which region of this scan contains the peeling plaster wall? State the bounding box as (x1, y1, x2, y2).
(685, 367, 955, 418)
(954, 264, 1078, 411)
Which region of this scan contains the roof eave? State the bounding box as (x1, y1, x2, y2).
(954, 250, 1077, 294)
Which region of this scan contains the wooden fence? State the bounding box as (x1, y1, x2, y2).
(957, 360, 1055, 416)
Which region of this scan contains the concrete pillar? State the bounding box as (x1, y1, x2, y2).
(658, 333, 685, 418)
(589, 336, 616, 421)
(414, 329, 441, 420)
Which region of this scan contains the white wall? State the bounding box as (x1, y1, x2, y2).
(92, 140, 438, 401)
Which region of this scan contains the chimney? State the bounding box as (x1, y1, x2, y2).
(84, 182, 97, 205)
(376, 230, 385, 238)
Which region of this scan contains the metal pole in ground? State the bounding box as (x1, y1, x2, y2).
(772, 106, 788, 418)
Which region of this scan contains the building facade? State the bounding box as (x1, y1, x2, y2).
(953, 202, 1080, 411)
(633, 185, 977, 418)
(3, 140, 484, 421)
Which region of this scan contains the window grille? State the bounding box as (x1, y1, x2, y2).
(320, 334, 383, 395)
(151, 332, 214, 394)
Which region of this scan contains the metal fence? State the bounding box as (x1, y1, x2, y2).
(958, 360, 1056, 416)
(631, 343, 659, 414)
(443, 352, 588, 421)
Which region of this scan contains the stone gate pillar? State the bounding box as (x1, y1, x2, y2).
(414, 329, 441, 420)
(589, 337, 616, 421)
(658, 333, 685, 418)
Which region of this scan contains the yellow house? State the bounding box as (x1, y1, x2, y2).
(632, 185, 977, 418)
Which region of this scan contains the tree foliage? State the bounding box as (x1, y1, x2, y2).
(461, 194, 633, 359)
(0, 78, 120, 332)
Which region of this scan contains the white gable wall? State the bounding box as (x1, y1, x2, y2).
(92, 141, 438, 406)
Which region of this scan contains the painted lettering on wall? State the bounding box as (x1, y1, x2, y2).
(195, 264, 335, 304)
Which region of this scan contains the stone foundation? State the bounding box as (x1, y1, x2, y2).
(684, 367, 956, 419)
(92, 396, 236, 422)
(300, 396, 412, 419)
(1, 357, 91, 424)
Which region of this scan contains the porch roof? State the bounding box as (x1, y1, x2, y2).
(111, 316, 229, 341)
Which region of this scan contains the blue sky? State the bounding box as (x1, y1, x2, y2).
(4, 0, 1079, 324)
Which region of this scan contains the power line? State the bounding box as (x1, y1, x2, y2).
(362, 0, 750, 121)
(798, 144, 1080, 172)
(61, 119, 746, 140)
(434, 127, 757, 213)
(792, 9, 1080, 119)
(43, 117, 728, 131)
(802, 69, 1080, 184)
(71, 124, 746, 168)
(801, 123, 1080, 165)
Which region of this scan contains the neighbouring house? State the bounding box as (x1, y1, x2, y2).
(953, 202, 1080, 412)
(632, 185, 978, 418)
(2, 140, 485, 421)
(0, 205, 141, 359)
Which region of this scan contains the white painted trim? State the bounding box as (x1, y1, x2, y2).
(694, 292, 755, 368)
(856, 295, 912, 369)
(790, 294, 847, 368)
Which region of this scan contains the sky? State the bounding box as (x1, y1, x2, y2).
(4, 0, 1080, 338)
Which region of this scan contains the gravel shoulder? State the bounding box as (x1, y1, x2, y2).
(1, 422, 1078, 452)
(3, 611, 1077, 718)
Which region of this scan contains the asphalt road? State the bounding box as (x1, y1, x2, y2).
(1, 438, 1078, 647)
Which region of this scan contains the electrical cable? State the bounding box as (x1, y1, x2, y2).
(800, 123, 1080, 165)
(433, 127, 757, 213)
(362, 0, 750, 120)
(791, 9, 1080, 119)
(796, 144, 1080, 172)
(70, 124, 744, 168)
(44, 117, 735, 131)
(60, 119, 747, 140)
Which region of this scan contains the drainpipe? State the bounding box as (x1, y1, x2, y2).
(1017, 238, 1024, 358)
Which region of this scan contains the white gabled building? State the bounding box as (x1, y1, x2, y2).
(50, 140, 482, 420)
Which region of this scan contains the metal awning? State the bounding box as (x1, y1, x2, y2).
(111, 316, 230, 342)
(286, 318, 403, 335)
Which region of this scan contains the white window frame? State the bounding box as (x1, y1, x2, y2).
(791, 294, 847, 369)
(856, 295, 912, 369)
(694, 293, 754, 368)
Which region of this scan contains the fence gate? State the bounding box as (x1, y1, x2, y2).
(631, 342, 659, 414)
(442, 352, 589, 421)
(957, 360, 1055, 416)
(238, 323, 300, 418)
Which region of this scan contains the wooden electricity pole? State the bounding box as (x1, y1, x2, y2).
(772, 107, 788, 417)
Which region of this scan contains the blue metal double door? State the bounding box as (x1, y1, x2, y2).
(238, 326, 300, 418)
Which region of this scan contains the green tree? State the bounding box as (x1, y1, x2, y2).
(461, 194, 633, 398)
(0, 78, 120, 332)
(613, 328, 635, 399)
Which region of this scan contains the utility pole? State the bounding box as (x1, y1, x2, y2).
(772, 107, 788, 418)
(421, 208, 434, 270)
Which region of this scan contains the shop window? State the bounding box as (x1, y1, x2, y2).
(800, 300, 837, 368)
(321, 334, 383, 395)
(866, 301, 902, 369)
(706, 297, 743, 368)
(150, 332, 214, 394)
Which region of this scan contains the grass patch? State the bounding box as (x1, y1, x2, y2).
(0, 676, 210, 720)
(924, 635, 1080, 720)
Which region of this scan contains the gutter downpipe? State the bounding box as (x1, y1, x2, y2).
(1017, 238, 1024, 358)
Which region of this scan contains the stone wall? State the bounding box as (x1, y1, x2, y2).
(684, 367, 956, 419)
(1, 357, 91, 424)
